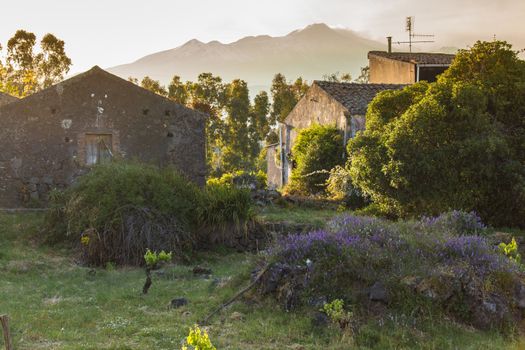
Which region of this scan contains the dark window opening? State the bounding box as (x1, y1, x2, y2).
(418, 66, 449, 83)
(165, 110, 171, 116)
(142, 108, 149, 115)
(167, 132, 174, 138)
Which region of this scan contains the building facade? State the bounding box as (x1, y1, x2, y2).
(267, 81, 404, 189)
(368, 51, 455, 84)
(0, 92, 17, 108)
(0, 66, 207, 207)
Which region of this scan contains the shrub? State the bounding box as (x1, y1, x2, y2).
(182, 325, 216, 350)
(200, 183, 254, 236)
(45, 161, 254, 266)
(259, 212, 525, 331)
(144, 249, 172, 268)
(287, 124, 344, 195)
(326, 165, 368, 209)
(348, 41, 525, 228)
(499, 238, 521, 263)
(322, 299, 353, 330)
(207, 170, 266, 190)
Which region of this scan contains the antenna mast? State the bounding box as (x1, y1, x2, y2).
(393, 16, 435, 53)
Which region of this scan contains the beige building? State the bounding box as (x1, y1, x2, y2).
(368, 51, 455, 84)
(267, 81, 404, 188)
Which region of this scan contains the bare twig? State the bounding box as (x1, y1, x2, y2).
(200, 264, 271, 325)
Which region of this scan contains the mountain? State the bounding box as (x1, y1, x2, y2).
(107, 23, 386, 93)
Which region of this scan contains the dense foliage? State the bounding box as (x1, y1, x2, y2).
(348, 41, 525, 227)
(0, 29, 72, 97)
(287, 124, 345, 195)
(45, 162, 254, 266)
(326, 165, 368, 209)
(207, 170, 267, 190)
(130, 72, 308, 174)
(259, 211, 525, 331)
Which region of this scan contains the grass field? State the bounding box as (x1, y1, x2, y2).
(1, 212, 524, 349)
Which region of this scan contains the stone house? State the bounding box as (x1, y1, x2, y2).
(368, 51, 455, 84)
(267, 49, 455, 189)
(267, 81, 404, 188)
(0, 66, 207, 207)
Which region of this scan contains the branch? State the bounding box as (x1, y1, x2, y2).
(200, 264, 271, 325)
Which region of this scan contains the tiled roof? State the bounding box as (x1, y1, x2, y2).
(314, 81, 405, 115)
(0, 92, 18, 107)
(368, 51, 455, 65)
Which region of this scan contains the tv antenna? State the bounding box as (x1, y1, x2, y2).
(393, 16, 434, 53)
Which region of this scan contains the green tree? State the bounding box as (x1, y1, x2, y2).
(348, 40, 525, 227)
(288, 124, 344, 195)
(270, 74, 308, 124)
(37, 34, 72, 88)
(249, 90, 270, 151)
(0, 30, 71, 97)
(186, 73, 227, 173)
(167, 75, 189, 105)
(222, 79, 252, 171)
(140, 76, 168, 96)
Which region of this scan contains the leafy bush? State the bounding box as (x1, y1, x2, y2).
(259, 213, 525, 331)
(348, 41, 525, 227)
(287, 124, 344, 195)
(326, 165, 368, 209)
(322, 299, 353, 329)
(207, 170, 266, 190)
(45, 161, 254, 266)
(144, 249, 172, 268)
(182, 325, 216, 350)
(499, 238, 521, 263)
(200, 183, 254, 236)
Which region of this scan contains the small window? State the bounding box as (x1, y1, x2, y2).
(85, 134, 113, 165)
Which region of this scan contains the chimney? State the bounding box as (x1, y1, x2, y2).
(387, 36, 392, 53)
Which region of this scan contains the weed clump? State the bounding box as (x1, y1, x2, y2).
(44, 162, 254, 266)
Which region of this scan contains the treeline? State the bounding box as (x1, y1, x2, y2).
(0, 30, 72, 97)
(129, 73, 309, 175)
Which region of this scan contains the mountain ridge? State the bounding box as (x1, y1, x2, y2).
(107, 23, 386, 93)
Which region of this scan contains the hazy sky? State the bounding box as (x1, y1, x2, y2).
(2, 0, 524, 73)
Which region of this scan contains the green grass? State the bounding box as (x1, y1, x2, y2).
(257, 205, 340, 228)
(1, 212, 524, 349)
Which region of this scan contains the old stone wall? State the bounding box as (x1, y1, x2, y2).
(285, 84, 348, 147)
(266, 144, 281, 189)
(0, 67, 206, 207)
(369, 56, 415, 84)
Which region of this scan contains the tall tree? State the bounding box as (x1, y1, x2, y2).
(37, 34, 72, 88)
(270, 73, 308, 124)
(222, 79, 252, 171)
(1, 30, 71, 97)
(140, 76, 167, 96)
(167, 75, 189, 105)
(186, 73, 227, 172)
(250, 91, 270, 141)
